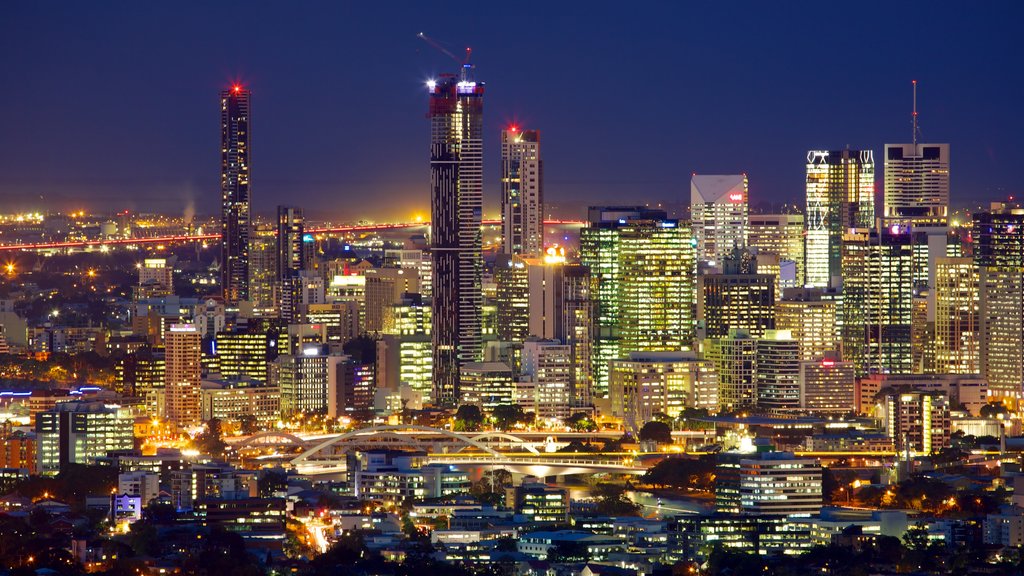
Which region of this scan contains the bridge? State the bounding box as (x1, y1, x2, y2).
(229, 425, 661, 477)
(0, 219, 584, 252)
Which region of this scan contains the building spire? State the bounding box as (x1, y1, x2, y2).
(912, 80, 918, 145)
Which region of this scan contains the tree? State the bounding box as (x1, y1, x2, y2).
(546, 540, 590, 563)
(492, 404, 527, 430)
(237, 414, 258, 435)
(592, 483, 641, 516)
(566, 412, 596, 432)
(642, 456, 716, 491)
(454, 404, 484, 432)
(639, 420, 673, 444)
(194, 418, 228, 458)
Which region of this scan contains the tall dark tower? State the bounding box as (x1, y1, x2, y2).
(276, 205, 306, 280)
(221, 85, 251, 303)
(429, 71, 484, 407)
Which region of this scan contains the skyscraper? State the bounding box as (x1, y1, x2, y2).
(804, 149, 875, 288)
(934, 257, 979, 374)
(697, 248, 775, 340)
(165, 324, 202, 427)
(580, 208, 696, 395)
(748, 213, 805, 287)
(220, 85, 251, 303)
(501, 127, 543, 257)
(884, 85, 950, 227)
(974, 204, 1024, 402)
(276, 205, 309, 281)
(429, 73, 484, 407)
(690, 174, 749, 266)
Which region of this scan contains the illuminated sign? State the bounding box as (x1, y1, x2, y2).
(728, 193, 744, 203)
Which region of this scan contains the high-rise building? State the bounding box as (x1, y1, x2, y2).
(754, 330, 801, 412)
(494, 255, 529, 343)
(512, 251, 594, 406)
(609, 351, 718, 429)
(799, 354, 856, 414)
(364, 268, 421, 333)
(703, 329, 757, 411)
(748, 214, 805, 286)
(735, 452, 822, 517)
(519, 339, 574, 421)
(276, 205, 310, 281)
(429, 74, 484, 407)
(775, 288, 839, 361)
(501, 128, 543, 257)
(691, 174, 749, 266)
(137, 258, 174, 299)
(933, 257, 979, 374)
(580, 208, 696, 396)
(220, 85, 251, 303)
(214, 329, 280, 383)
(883, 144, 950, 227)
(697, 248, 775, 340)
(459, 362, 514, 412)
(882, 390, 951, 456)
(36, 400, 135, 475)
(975, 204, 1024, 401)
(248, 228, 278, 314)
(272, 345, 346, 416)
(376, 334, 433, 404)
(805, 149, 875, 288)
(841, 228, 914, 376)
(165, 324, 202, 427)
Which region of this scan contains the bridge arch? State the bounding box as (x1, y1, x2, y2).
(467, 432, 540, 455)
(291, 425, 502, 466)
(234, 431, 306, 448)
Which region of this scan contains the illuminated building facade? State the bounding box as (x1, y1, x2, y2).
(975, 204, 1024, 400)
(882, 390, 951, 456)
(519, 339, 573, 421)
(748, 214, 805, 285)
(200, 380, 280, 428)
(501, 128, 543, 257)
(609, 351, 718, 429)
(272, 347, 344, 416)
(459, 362, 514, 412)
(165, 324, 202, 427)
(137, 258, 173, 299)
(276, 205, 311, 280)
(36, 400, 134, 475)
(737, 452, 822, 517)
(581, 208, 695, 397)
(376, 334, 433, 403)
(883, 143, 949, 226)
(507, 481, 569, 524)
(214, 329, 280, 383)
(775, 288, 839, 361)
(0, 430, 37, 475)
(754, 330, 801, 412)
(703, 329, 757, 411)
(841, 228, 914, 376)
(804, 149, 875, 288)
(364, 268, 421, 333)
(306, 302, 361, 343)
(382, 295, 430, 336)
(429, 74, 484, 407)
(220, 85, 251, 303)
(698, 248, 775, 340)
(248, 228, 278, 314)
(494, 254, 529, 343)
(799, 355, 856, 414)
(691, 174, 749, 266)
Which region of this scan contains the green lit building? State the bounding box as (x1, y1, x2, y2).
(36, 400, 135, 475)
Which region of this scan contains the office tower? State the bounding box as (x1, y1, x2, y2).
(165, 324, 202, 427)
(754, 330, 801, 412)
(609, 351, 718, 429)
(690, 174, 749, 265)
(524, 253, 593, 406)
(501, 127, 543, 256)
(494, 255, 529, 342)
(327, 359, 375, 416)
(748, 214, 805, 286)
(272, 345, 345, 416)
(276, 205, 310, 280)
(137, 258, 173, 299)
(734, 452, 822, 517)
(280, 270, 325, 323)
(805, 149, 875, 288)
(215, 329, 280, 383)
(36, 400, 135, 475)
(429, 74, 484, 407)
(697, 249, 775, 340)
(975, 204, 1024, 401)
(703, 329, 757, 411)
(364, 268, 421, 333)
(376, 334, 433, 403)
(580, 207, 696, 396)
(200, 380, 280, 429)
(841, 228, 914, 375)
(384, 248, 432, 298)
(519, 339, 573, 421)
(220, 85, 251, 303)
(507, 481, 570, 524)
(882, 390, 951, 456)
(775, 288, 839, 361)
(382, 294, 430, 336)
(459, 362, 514, 412)
(0, 430, 37, 475)
(884, 88, 949, 225)
(307, 302, 361, 343)
(799, 354, 856, 414)
(248, 228, 278, 314)
(933, 257, 979, 374)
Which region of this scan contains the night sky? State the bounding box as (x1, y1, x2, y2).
(2, 2, 1022, 221)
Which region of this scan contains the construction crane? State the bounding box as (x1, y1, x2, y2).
(417, 32, 473, 80)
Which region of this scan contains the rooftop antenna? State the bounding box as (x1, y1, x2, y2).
(912, 80, 919, 146)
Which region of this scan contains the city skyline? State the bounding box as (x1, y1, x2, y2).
(2, 2, 1023, 221)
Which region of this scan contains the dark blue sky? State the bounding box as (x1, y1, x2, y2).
(2, 2, 1022, 221)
